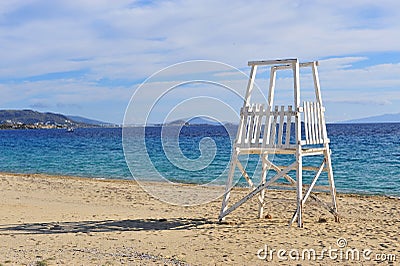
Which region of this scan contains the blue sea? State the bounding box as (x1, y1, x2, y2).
(0, 124, 399, 197)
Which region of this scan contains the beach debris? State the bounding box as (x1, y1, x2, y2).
(49, 223, 62, 230)
(265, 214, 272, 219)
(318, 217, 327, 223)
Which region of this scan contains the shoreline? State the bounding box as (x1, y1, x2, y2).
(1, 171, 399, 200)
(0, 172, 399, 265)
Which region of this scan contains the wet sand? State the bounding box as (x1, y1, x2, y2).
(0, 173, 398, 265)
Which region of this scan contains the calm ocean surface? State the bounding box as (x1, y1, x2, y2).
(0, 124, 399, 197)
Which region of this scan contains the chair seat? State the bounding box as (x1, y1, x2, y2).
(236, 146, 327, 156)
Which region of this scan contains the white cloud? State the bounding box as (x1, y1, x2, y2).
(320, 61, 400, 90)
(1, 0, 400, 122)
(319, 57, 368, 70)
(2, 0, 400, 79)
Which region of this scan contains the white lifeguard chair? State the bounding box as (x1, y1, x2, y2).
(218, 58, 339, 227)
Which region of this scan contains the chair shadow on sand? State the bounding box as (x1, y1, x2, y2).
(0, 218, 215, 235)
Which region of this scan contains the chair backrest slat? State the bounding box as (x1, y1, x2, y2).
(285, 106, 293, 147)
(253, 104, 264, 147)
(238, 107, 248, 145)
(269, 106, 279, 145)
(277, 106, 285, 145)
(316, 102, 323, 143)
(247, 105, 256, 145)
(262, 107, 272, 147)
(310, 102, 317, 144)
(304, 102, 310, 144)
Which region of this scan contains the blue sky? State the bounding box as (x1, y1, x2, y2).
(1, 0, 400, 124)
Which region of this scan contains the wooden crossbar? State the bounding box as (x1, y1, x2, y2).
(236, 158, 271, 208)
(264, 159, 296, 184)
(219, 161, 298, 220)
(236, 159, 254, 188)
(247, 60, 319, 68)
(248, 58, 297, 66)
(273, 61, 319, 70)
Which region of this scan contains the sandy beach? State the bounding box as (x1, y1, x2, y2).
(0, 173, 398, 265)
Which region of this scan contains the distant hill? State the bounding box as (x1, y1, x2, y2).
(187, 117, 222, 125)
(67, 115, 113, 126)
(165, 117, 223, 126)
(0, 110, 111, 128)
(0, 110, 71, 125)
(342, 113, 400, 123)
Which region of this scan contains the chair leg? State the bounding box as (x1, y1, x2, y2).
(296, 152, 303, 228)
(258, 154, 268, 218)
(325, 146, 339, 222)
(219, 151, 238, 222)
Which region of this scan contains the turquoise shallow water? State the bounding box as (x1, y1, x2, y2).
(0, 124, 399, 197)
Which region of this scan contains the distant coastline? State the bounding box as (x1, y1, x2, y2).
(0, 123, 119, 130)
(340, 112, 400, 124)
(0, 109, 117, 130)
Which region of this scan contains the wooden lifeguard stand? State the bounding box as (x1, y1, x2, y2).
(218, 58, 339, 227)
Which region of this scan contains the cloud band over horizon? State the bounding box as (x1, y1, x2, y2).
(1, 0, 400, 123)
